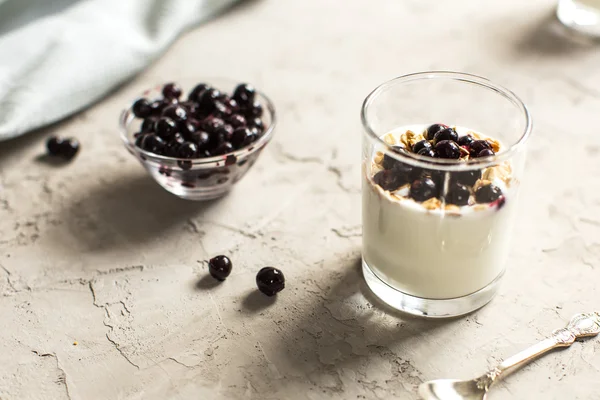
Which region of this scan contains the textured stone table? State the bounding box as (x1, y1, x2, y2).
(1, 0, 600, 399)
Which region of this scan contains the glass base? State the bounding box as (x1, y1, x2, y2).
(160, 183, 231, 201)
(362, 259, 503, 318)
(557, 0, 600, 37)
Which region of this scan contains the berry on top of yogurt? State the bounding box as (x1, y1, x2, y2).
(433, 127, 458, 144)
(435, 140, 461, 159)
(131, 82, 267, 159)
(476, 148, 495, 158)
(457, 134, 474, 147)
(381, 146, 405, 170)
(446, 183, 470, 206)
(412, 140, 432, 154)
(475, 184, 503, 203)
(409, 177, 437, 202)
(371, 124, 508, 210)
(374, 170, 403, 191)
(425, 123, 448, 140)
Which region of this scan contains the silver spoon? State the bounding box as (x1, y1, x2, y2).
(419, 312, 600, 400)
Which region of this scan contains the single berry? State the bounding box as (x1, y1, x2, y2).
(245, 100, 263, 118)
(394, 163, 414, 186)
(476, 148, 495, 158)
(435, 140, 461, 159)
(373, 170, 402, 191)
(201, 117, 225, 133)
(212, 125, 233, 147)
(425, 123, 448, 140)
(208, 255, 232, 281)
(162, 82, 182, 99)
(452, 169, 481, 186)
(382, 146, 404, 170)
(141, 118, 157, 133)
(188, 83, 210, 102)
(162, 105, 188, 123)
(231, 127, 253, 148)
(475, 184, 503, 203)
(228, 114, 247, 128)
(226, 98, 240, 111)
(214, 101, 233, 119)
(180, 120, 200, 138)
(457, 135, 474, 147)
(207, 125, 233, 149)
(59, 138, 80, 160)
(433, 127, 459, 144)
(132, 98, 151, 118)
(409, 177, 437, 202)
(190, 131, 210, 149)
(46, 137, 63, 156)
(213, 142, 233, 155)
(249, 117, 264, 134)
(417, 148, 437, 158)
(256, 267, 285, 296)
(135, 134, 165, 155)
(197, 88, 221, 114)
(470, 140, 492, 155)
(149, 100, 165, 116)
(155, 117, 178, 139)
(233, 83, 255, 106)
(177, 141, 198, 158)
(164, 141, 180, 157)
(412, 140, 432, 154)
(445, 183, 470, 206)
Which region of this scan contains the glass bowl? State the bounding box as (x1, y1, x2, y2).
(119, 78, 276, 200)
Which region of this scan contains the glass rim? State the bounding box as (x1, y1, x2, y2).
(360, 71, 533, 171)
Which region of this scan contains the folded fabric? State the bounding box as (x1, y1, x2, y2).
(0, 0, 242, 141)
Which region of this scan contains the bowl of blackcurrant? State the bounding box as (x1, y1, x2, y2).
(119, 79, 276, 200)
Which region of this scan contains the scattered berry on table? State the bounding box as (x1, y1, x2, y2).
(209, 255, 232, 281)
(256, 267, 285, 296)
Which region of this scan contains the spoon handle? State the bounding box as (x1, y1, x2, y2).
(476, 312, 600, 391)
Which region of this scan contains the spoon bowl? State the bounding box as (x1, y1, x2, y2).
(418, 379, 486, 400)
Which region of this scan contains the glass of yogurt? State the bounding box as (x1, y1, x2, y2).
(361, 72, 532, 318)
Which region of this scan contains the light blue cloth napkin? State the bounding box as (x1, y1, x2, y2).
(0, 0, 242, 141)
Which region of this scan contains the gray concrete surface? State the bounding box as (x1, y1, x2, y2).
(1, 0, 600, 399)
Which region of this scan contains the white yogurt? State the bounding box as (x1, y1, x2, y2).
(362, 126, 518, 299)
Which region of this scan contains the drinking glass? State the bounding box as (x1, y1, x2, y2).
(361, 72, 532, 318)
